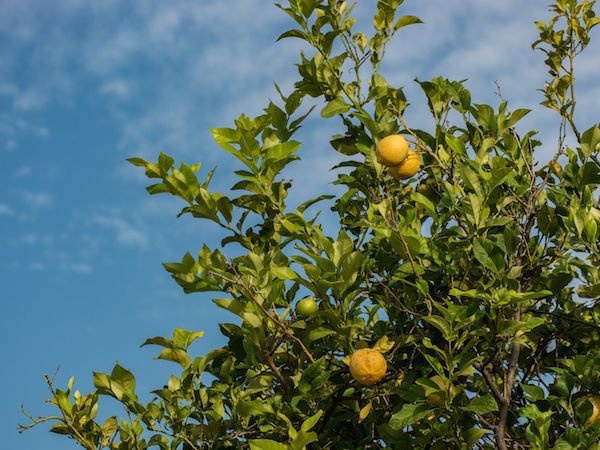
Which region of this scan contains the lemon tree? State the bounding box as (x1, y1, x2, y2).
(21, 1, 600, 448)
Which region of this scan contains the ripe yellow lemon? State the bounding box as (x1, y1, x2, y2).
(389, 150, 420, 180)
(349, 348, 387, 386)
(585, 395, 600, 426)
(376, 135, 409, 167)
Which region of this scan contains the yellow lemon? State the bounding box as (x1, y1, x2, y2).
(349, 348, 387, 386)
(376, 135, 409, 167)
(389, 150, 420, 180)
(585, 395, 600, 426)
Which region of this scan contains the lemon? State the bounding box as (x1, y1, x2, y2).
(349, 348, 387, 386)
(376, 135, 409, 167)
(389, 150, 420, 180)
(585, 395, 600, 426)
(295, 297, 318, 317)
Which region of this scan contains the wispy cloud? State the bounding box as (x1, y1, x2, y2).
(10, 233, 54, 246)
(59, 261, 94, 275)
(13, 88, 48, 111)
(90, 214, 148, 249)
(100, 80, 131, 98)
(13, 166, 32, 177)
(0, 204, 15, 217)
(0, 114, 49, 151)
(21, 191, 54, 209)
(0, 0, 296, 161)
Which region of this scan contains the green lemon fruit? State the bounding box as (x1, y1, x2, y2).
(296, 297, 318, 317)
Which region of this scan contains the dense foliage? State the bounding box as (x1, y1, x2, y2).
(21, 0, 600, 448)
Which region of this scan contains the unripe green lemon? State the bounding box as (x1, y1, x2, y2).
(295, 297, 318, 317)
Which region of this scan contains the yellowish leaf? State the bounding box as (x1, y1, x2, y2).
(359, 401, 372, 423)
(373, 336, 395, 353)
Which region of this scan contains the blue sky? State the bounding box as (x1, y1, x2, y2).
(1, 1, 598, 448)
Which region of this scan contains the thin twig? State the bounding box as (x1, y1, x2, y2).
(209, 269, 315, 363)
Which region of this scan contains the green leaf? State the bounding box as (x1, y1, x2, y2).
(464, 427, 488, 446)
(157, 348, 191, 367)
(101, 417, 118, 445)
(110, 364, 136, 396)
(507, 108, 531, 127)
(158, 152, 174, 170)
(445, 134, 466, 155)
(488, 166, 513, 193)
(580, 161, 600, 185)
(423, 315, 452, 341)
(243, 312, 263, 328)
(210, 127, 238, 146)
(237, 399, 274, 418)
(388, 403, 433, 430)
(449, 288, 480, 299)
(497, 316, 546, 337)
(265, 141, 301, 160)
(521, 383, 546, 401)
(148, 434, 169, 449)
(277, 29, 307, 42)
(140, 336, 172, 349)
(461, 165, 484, 199)
(321, 97, 351, 118)
(305, 327, 335, 344)
(296, 194, 335, 213)
(423, 353, 446, 376)
(127, 157, 147, 167)
(272, 266, 298, 280)
(49, 423, 71, 435)
(300, 410, 323, 432)
(462, 394, 498, 414)
(394, 15, 423, 30)
(249, 439, 288, 450)
(172, 328, 204, 349)
(290, 430, 317, 450)
(473, 238, 501, 273)
(411, 192, 438, 221)
(93, 372, 111, 391)
(507, 290, 551, 302)
(580, 123, 600, 157)
(299, 358, 329, 394)
(341, 251, 363, 284)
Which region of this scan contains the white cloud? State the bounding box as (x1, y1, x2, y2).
(22, 191, 54, 208)
(30, 261, 45, 271)
(0, 114, 49, 150)
(60, 261, 94, 274)
(4, 139, 16, 151)
(0, 0, 597, 179)
(13, 88, 48, 111)
(14, 118, 49, 137)
(14, 166, 32, 177)
(0, 82, 18, 96)
(43, 250, 95, 274)
(90, 214, 148, 249)
(100, 80, 131, 98)
(0, 204, 15, 217)
(13, 233, 54, 246)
